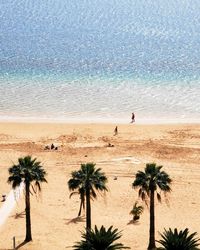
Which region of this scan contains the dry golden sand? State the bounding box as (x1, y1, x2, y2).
(0, 122, 200, 250)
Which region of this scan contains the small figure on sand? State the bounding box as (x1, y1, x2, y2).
(44, 145, 50, 150)
(114, 126, 118, 136)
(44, 144, 58, 151)
(131, 112, 135, 123)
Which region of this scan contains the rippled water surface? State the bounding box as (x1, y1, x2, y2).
(0, 0, 200, 123)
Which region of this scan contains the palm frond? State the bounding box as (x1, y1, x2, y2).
(130, 202, 144, 217)
(157, 228, 200, 250)
(8, 156, 47, 194)
(132, 163, 172, 205)
(68, 163, 108, 218)
(157, 193, 162, 203)
(73, 225, 130, 249)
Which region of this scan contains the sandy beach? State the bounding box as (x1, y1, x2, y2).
(0, 122, 200, 250)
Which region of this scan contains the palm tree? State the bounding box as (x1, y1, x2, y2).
(132, 163, 172, 250)
(8, 156, 47, 242)
(130, 201, 144, 221)
(157, 228, 200, 250)
(68, 163, 108, 231)
(73, 225, 130, 249)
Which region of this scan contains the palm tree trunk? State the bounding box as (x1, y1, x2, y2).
(25, 182, 32, 242)
(86, 187, 91, 232)
(78, 199, 83, 217)
(78, 192, 85, 217)
(148, 189, 156, 250)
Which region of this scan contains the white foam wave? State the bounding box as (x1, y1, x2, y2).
(0, 76, 199, 123)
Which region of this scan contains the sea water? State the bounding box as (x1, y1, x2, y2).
(0, 0, 200, 123)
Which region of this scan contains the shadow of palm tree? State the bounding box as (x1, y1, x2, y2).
(127, 219, 140, 225)
(65, 216, 85, 225)
(15, 241, 28, 249)
(11, 211, 25, 219)
(0, 239, 29, 249)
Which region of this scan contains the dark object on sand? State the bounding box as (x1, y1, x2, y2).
(108, 143, 114, 147)
(130, 202, 144, 221)
(44, 144, 58, 150)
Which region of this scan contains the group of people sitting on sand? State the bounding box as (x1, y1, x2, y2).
(44, 143, 58, 150)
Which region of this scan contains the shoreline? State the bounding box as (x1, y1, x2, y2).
(0, 115, 199, 125)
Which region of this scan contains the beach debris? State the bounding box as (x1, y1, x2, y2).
(113, 176, 118, 180)
(51, 143, 55, 150)
(107, 143, 114, 147)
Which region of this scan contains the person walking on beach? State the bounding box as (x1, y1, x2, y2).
(131, 112, 135, 123)
(114, 126, 118, 136)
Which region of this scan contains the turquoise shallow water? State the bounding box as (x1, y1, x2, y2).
(0, 0, 200, 123)
(0, 73, 199, 123)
